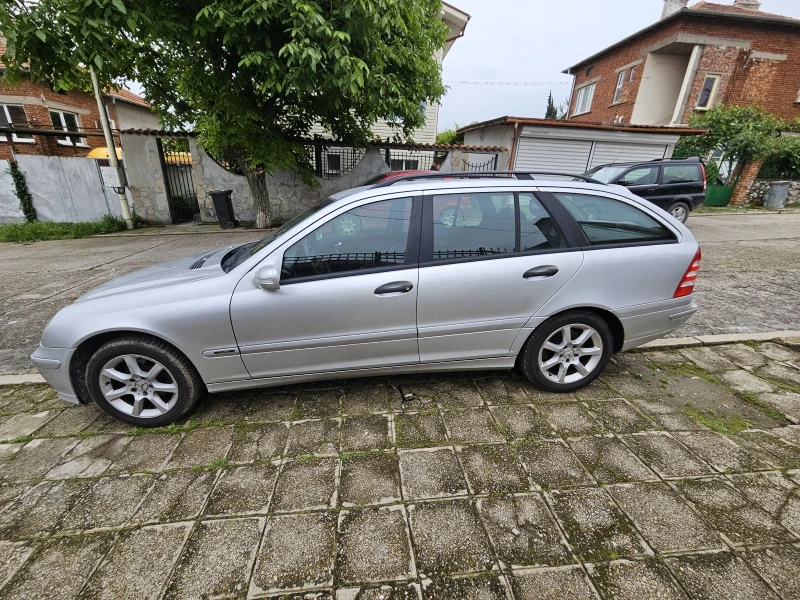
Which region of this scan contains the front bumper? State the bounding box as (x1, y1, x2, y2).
(30, 345, 80, 404)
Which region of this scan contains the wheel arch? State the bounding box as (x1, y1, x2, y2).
(69, 330, 204, 404)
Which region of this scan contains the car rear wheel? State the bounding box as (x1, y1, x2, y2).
(333, 214, 362, 236)
(86, 335, 205, 426)
(520, 311, 613, 392)
(439, 207, 465, 227)
(667, 201, 690, 223)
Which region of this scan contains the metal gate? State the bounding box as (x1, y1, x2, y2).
(461, 154, 499, 171)
(156, 138, 201, 223)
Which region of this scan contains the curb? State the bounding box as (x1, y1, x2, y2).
(3, 331, 799, 387)
(97, 228, 269, 238)
(637, 330, 800, 351)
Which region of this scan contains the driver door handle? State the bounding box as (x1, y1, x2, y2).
(374, 281, 414, 295)
(523, 266, 559, 279)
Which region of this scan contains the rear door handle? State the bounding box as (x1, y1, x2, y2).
(523, 266, 559, 279)
(374, 281, 414, 295)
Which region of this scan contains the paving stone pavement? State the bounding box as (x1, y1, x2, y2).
(1, 344, 800, 599)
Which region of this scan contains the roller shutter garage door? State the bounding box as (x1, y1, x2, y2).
(515, 138, 594, 174)
(589, 142, 668, 169)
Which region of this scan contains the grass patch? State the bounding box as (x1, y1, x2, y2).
(681, 406, 751, 434)
(737, 392, 787, 422)
(193, 457, 229, 471)
(0, 215, 129, 242)
(665, 363, 718, 383)
(3, 435, 33, 444)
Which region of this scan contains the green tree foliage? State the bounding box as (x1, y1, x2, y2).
(435, 125, 463, 145)
(1, 0, 448, 227)
(545, 91, 558, 119)
(673, 105, 781, 186)
(759, 135, 800, 179)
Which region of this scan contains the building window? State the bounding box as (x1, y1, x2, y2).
(696, 75, 721, 110)
(325, 153, 341, 175)
(390, 158, 420, 171)
(49, 110, 87, 146)
(613, 71, 625, 104)
(573, 83, 596, 116)
(0, 104, 35, 142)
(629, 66, 636, 82)
(585, 66, 594, 77)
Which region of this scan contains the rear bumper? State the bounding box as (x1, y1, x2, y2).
(30, 345, 80, 404)
(618, 298, 698, 351)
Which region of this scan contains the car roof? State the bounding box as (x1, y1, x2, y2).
(593, 158, 701, 168)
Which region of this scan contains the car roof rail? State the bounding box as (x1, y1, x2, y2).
(371, 170, 606, 188)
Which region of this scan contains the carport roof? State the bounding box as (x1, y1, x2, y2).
(456, 117, 707, 136)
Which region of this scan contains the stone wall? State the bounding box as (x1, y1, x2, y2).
(120, 133, 171, 224)
(267, 148, 389, 222)
(189, 139, 253, 223)
(746, 178, 800, 206)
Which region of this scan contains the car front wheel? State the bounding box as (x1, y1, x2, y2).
(86, 335, 205, 426)
(667, 201, 690, 223)
(520, 311, 613, 392)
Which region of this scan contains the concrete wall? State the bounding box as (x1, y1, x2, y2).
(631, 53, 691, 126)
(120, 133, 172, 224)
(114, 101, 160, 130)
(462, 126, 514, 170)
(0, 160, 24, 222)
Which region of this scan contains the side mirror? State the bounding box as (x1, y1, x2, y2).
(254, 265, 280, 291)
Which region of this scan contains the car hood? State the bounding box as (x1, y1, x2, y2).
(74, 247, 234, 303)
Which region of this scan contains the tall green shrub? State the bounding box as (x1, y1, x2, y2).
(6, 161, 36, 222)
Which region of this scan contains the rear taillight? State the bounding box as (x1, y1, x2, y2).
(674, 247, 702, 298)
(700, 162, 707, 192)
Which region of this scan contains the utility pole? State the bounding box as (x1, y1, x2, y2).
(90, 67, 134, 229)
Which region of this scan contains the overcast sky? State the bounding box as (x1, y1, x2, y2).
(437, 0, 800, 131)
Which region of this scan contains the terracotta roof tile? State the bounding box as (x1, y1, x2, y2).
(689, 1, 799, 21)
(106, 88, 150, 108)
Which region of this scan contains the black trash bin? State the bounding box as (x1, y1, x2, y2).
(209, 189, 239, 229)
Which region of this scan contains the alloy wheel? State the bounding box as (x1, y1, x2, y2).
(98, 354, 179, 418)
(670, 204, 688, 222)
(538, 324, 604, 385)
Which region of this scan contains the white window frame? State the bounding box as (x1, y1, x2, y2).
(629, 66, 636, 82)
(696, 75, 721, 111)
(796, 87, 800, 103)
(613, 72, 625, 104)
(49, 109, 88, 146)
(573, 82, 596, 116)
(0, 104, 35, 143)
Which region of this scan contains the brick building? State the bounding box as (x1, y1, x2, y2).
(563, 0, 800, 203)
(0, 38, 158, 162)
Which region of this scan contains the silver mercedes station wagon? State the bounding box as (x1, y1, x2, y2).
(31, 172, 701, 425)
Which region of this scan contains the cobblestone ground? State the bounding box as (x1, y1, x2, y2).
(1, 342, 800, 599)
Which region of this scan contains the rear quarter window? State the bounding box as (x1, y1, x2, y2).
(662, 165, 701, 184)
(554, 193, 676, 246)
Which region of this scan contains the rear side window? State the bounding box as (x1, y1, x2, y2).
(662, 165, 701, 184)
(431, 192, 567, 261)
(618, 166, 659, 186)
(554, 193, 675, 246)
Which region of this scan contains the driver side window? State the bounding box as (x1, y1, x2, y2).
(281, 197, 412, 282)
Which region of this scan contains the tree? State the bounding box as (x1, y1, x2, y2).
(1, 0, 448, 228)
(545, 91, 558, 119)
(673, 104, 781, 186)
(435, 125, 463, 145)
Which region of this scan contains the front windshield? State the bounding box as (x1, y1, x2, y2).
(222, 198, 336, 272)
(583, 165, 628, 183)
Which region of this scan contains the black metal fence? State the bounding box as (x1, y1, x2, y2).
(157, 138, 201, 223)
(461, 154, 499, 172)
(304, 144, 366, 179)
(284, 251, 406, 278)
(383, 148, 449, 171)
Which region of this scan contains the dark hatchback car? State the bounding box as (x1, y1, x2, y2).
(583, 158, 706, 223)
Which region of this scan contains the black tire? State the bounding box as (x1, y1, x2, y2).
(667, 201, 690, 223)
(519, 310, 614, 393)
(85, 335, 205, 426)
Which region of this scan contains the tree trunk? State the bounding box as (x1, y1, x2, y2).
(246, 167, 271, 229)
(232, 152, 271, 229)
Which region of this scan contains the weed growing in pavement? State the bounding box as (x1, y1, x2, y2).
(4, 435, 33, 444)
(193, 457, 229, 471)
(737, 392, 787, 422)
(681, 405, 750, 434)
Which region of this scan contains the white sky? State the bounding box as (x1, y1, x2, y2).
(437, 0, 800, 131)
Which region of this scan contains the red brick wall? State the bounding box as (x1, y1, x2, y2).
(568, 16, 800, 124)
(0, 76, 119, 161)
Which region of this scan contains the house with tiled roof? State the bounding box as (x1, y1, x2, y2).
(561, 0, 800, 203)
(0, 37, 159, 161)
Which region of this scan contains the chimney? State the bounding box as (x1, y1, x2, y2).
(733, 0, 761, 10)
(662, 0, 689, 19)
